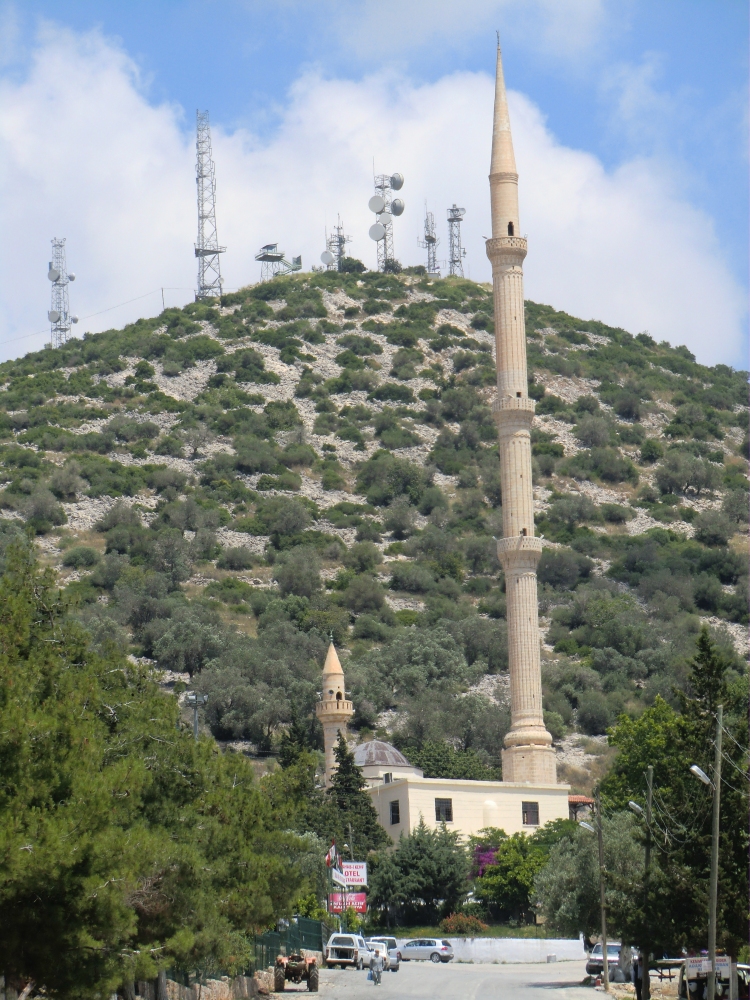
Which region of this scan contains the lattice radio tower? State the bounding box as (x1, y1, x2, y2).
(447, 204, 466, 277)
(418, 207, 440, 277)
(322, 216, 352, 270)
(368, 172, 404, 272)
(195, 110, 225, 300)
(47, 238, 78, 348)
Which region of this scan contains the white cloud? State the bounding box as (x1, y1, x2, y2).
(0, 26, 745, 366)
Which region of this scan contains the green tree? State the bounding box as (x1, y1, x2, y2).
(326, 734, 389, 854)
(368, 852, 406, 928)
(0, 544, 307, 997)
(391, 819, 469, 921)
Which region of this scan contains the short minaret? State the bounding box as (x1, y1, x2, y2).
(486, 41, 557, 785)
(315, 642, 354, 786)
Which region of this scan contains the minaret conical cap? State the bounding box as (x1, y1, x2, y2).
(322, 641, 344, 677)
(490, 41, 517, 176)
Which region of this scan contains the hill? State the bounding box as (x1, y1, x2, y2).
(0, 269, 746, 791)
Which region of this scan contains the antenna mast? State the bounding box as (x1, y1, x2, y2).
(324, 216, 352, 271)
(195, 110, 225, 300)
(47, 238, 78, 348)
(368, 172, 405, 272)
(447, 204, 466, 277)
(418, 207, 440, 277)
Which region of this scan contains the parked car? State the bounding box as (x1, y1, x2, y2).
(366, 937, 401, 971)
(401, 939, 454, 963)
(325, 933, 372, 970)
(586, 942, 626, 979)
(678, 962, 750, 1000)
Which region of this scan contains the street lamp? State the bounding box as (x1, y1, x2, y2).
(186, 691, 209, 740)
(628, 766, 654, 1000)
(689, 705, 723, 1000)
(580, 791, 609, 993)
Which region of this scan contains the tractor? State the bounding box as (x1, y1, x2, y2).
(274, 953, 319, 992)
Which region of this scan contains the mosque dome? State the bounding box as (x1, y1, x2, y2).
(353, 741, 411, 768)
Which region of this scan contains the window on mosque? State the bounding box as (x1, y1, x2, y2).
(390, 800, 400, 825)
(435, 798, 453, 823)
(522, 801, 540, 826)
(508, 222, 514, 236)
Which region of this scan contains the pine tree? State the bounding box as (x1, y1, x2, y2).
(326, 733, 388, 853)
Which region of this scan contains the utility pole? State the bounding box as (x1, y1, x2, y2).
(596, 790, 610, 992)
(708, 707, 723, 1000)
(643, 765, 653, 1000)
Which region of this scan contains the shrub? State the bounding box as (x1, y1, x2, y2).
(577, 690, 611, 735)
(272, 547, 320, 598)
(640, 438, 664, 463)
(439, 913, 489, 936)
(575, 416, 611, 448)
(343, 574, 385, 613)
(693, 511, 734, 547)
(538, 549, 592, 589)
(217, 546, 257, 570)
(722, 490, 748, 524)
(383, 497, 416, 539)
(389, 561, 436, 593)
(62, 546, 101, 568)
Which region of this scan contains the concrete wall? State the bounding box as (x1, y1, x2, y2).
(368, 777, 570, 842)
(397, 936, 588, 964)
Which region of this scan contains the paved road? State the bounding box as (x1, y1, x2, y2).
(306, 960, 593, 1000)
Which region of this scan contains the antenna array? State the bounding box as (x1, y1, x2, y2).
(418, 208, 440, 277)
(321, 216, 352, 271)
(447, 204, 466, 277)
(195, 110, 225, 300)
(47, 238, 78, 348)
(368, 173, 405, 272)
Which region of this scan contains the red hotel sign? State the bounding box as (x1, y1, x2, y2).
(328, 892, 367, 914)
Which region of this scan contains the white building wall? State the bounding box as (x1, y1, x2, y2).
(368, 776, 569, 842)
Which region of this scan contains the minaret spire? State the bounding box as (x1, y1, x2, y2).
(490, 41, 519, 240)
(486, 39, 557, 786)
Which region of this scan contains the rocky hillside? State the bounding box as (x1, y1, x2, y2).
(1, 269, 746, 791)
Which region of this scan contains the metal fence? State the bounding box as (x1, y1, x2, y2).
(253, 917, 330, 971)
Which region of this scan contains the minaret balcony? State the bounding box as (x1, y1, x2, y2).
(496, 536, 544, 570)
(316, 698, 353, 717)
(486, 235, 527, 262)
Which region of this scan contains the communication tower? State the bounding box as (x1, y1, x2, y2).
(321, 216, 352, 271)
(447, 204, 466, 277)
(418, 207, 440, 277)
(195, 110, 225, 300)
(368, 172, 405, 272)
(255, 244, 302, 282)
(47, 238, 78, 348)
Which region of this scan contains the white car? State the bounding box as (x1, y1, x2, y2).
(325, 933, 372, 970)
(366, 937, 401, 971)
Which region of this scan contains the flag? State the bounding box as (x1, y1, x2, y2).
(325, 841, 337, 868)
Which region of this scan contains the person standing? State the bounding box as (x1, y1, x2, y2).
(632, 953, 643, 1000)
(370, 948, 384, 986)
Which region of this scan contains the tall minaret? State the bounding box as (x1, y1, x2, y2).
(315, 642, 354, 786)
(486, 41, 557, 785)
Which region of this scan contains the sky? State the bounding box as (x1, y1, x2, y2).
(0, 0, 747, 367)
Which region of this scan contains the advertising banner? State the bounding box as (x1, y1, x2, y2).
(328, 892, 367, 914)
(330, 868, 348, 888)
(687, 957, 731, 979)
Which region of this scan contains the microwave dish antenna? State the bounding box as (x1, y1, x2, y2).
(368, 195, 385, 214)
(320, 250, 335, 266)
(369, 223, 386, 242)
(390, 173, 404, 190)
(391, 199, 405, 217)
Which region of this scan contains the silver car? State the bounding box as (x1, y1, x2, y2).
(367, 937, 401, 971)
(401, 938, 454, 963)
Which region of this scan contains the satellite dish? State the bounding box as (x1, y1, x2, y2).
(71, 316, 79, 324)
(369, 223, 386, 242)
(48, 310, 60, 323)
(368, 195, 385, 214)
(390, 173, 404, 190)
(320, 250, 335, 265)
(68, 273, 75, 281)
(377, 212, 393, 227)
(48, 268, 60, 282)
(391, 198, 405, 217)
